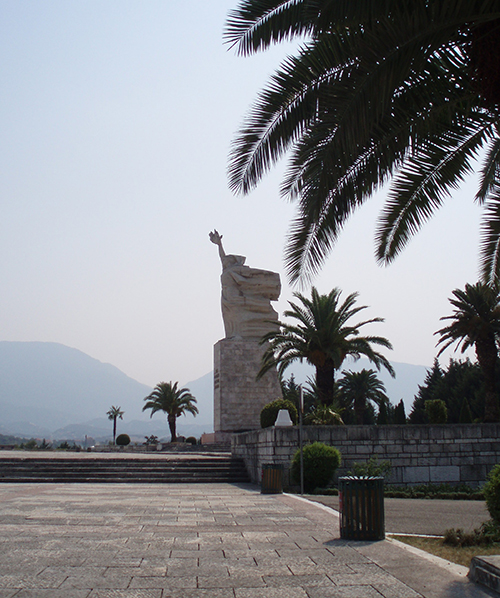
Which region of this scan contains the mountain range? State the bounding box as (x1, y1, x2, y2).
(0, 342, 212, 442)
(0, 341, 429, 443)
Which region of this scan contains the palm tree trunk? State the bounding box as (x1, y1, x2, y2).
(316, 360, 336, 406)
(168, 414, 177, 443)
(476, 338, 500, 423)
(113, 418, 117, 444)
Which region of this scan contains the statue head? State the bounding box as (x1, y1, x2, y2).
(222, 254, 246, 269)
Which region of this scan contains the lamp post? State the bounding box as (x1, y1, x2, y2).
(299, 385, 304, 496)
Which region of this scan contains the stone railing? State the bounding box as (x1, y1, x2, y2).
(231, 424, 500, 488)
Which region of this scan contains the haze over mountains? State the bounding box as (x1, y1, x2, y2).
(0, 342, 212, 442)
(0, 341, 428, 443)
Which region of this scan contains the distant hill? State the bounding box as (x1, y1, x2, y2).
(0, 341, 429, 442)
(0, 341, 210, 440)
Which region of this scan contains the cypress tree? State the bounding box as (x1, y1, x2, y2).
(394, 399, 407, 424)
(459, 397, 473, 424)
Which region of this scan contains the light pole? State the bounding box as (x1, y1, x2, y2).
(299, 385, 304, 496)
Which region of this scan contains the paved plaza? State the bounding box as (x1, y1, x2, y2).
(0, 482, 495, 598)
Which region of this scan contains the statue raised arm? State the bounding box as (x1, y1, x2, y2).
(210, 230, 281, 340)
(209, 229, 225, 262)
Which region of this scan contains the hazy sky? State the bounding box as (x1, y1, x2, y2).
(1, 1, 481, 388)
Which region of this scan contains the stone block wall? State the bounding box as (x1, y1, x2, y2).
(231, 424, 500, 488)
(214, 339, 281, 435)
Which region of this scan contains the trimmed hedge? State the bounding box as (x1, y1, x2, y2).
(291, 442, 341, 492)
(311, 482, 484, 500)
(116, 433, 131, 446)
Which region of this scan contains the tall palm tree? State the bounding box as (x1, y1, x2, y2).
(142, 382, 198, 442)
(106, 405, 124, 445)
(259, 287, 394, 406)
(226, 1, 500, 284)
(436, 282, 500, 422)
(338, 369, 390, 425)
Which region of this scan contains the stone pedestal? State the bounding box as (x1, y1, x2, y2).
(214, 339, 282, 437)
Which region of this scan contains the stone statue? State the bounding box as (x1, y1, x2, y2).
(209, 230, 281, 340)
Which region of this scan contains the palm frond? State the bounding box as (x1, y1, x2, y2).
(228, 0, 500, 284)
(377, 115, 492, 264)
(476, 132, 500, 203)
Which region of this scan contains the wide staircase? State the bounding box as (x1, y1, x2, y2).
(0, 454, 251, 484)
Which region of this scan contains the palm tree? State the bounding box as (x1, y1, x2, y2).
(436, 282, 500, 422)
(142, 381, 198, 442)
(304, 403, 344, 425)
(259, 287, 394, 406)
(226, 2, 500, 284)
(106, 405, 124, 445)
(338, 369, 390, 425)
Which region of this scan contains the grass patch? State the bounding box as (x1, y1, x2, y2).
(392, 535, 500, 568)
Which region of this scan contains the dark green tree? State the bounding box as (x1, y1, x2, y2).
(377, 400, 389, 425)
(106, 405, 124, 445)
(226, 1, 500, 284)
(436, 282, 500, 422)
(409, 358, 486, 423)
(280, 374, 319, 416)
(338, 369, 390, 425)
(459, 397, 473, 423)
(394, 399, 407, 425)
(436, 359, 485, 422)
(259, 287, 394, 406)
(142, 382, 198, 442)
(280, 374, 301, 409)
(409, 360, 444, 424)
(425, 399, 448, 424)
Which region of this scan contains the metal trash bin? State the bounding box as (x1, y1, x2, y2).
(338, 476, 385, 540)
(261, 464, 284, 494)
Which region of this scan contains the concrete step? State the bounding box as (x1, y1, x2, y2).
(469, 555, 500, 594)
(0, 455, 250, 484)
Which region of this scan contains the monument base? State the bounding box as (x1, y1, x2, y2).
(212, 431, 234, 444)
(214, 338, 282, 434)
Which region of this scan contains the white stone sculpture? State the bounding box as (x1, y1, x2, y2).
(209, 230, 281, 340)
(274, 409, 293, 427)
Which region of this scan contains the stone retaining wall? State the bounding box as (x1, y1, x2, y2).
(231, 424, 500, 488)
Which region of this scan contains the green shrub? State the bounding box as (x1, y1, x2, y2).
(443, 527, 483, 547)
(186, 436, 197, 445)
(348, 455, 391, 477)
(22, 439, 38, 450)
(424, 399, 448, 424)
(260, 399, 298, 428)
(480, 519, 500, 543)
(485, 464, 500, 523)
(291, 442, 341, 492)
(116, 434, 131, 446)
(304, 404, 344, 425)
(443, 521, 500, 547)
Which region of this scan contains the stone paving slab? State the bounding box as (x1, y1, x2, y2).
(0, 483, 495, 598)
